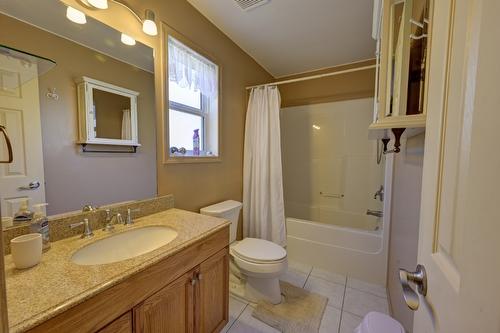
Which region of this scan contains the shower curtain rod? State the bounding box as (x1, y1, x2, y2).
(245, 64, 377, 90)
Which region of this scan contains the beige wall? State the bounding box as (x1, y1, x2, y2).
(279, 59, 376, 107)
(0, 15, 157, 215)
(133, 0, 273, 212)
(387, 133, 425, 332)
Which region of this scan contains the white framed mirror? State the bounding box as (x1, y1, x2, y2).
(77, 77, 140, 147)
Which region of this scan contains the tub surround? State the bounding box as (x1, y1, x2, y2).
(3, 195, 174, 255)
(5, 207, 229, 332)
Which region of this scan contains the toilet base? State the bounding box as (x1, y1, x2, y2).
(229, 266, 283, 305)
(245, 276, 282, 305)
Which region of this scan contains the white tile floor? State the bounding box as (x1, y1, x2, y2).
(222, 261, 390, 333)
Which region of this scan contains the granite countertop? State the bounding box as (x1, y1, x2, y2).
(4, 208, 229, 333)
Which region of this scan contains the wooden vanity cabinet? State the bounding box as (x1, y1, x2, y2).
(195, 249, 229, 333)
(134, 271, 195, 333)
(28, 227, 229, 333)
(98, 312, 133, 333)
(134, 249, 229, 333)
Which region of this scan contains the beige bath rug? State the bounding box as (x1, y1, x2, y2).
(252, 281, 328, 333)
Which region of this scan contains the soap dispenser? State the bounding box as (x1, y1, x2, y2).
(31, 203, 50, 251)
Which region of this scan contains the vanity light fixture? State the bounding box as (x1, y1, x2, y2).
(80, 0, 158, 36)
(87, 0, 108, 9)
(142, 9, 158, 36)
(121, 33, 136, 46)
(66, 6, 87, 24)
(312, 125, 321, 130)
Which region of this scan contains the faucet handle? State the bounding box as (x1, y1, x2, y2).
(104, 209, 111, 221)
(70, 218, 94, 239)
(125, 208, 140, 225)
(114, 213, 124, 225)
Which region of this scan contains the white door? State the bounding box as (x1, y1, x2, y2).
(0, 53, 46, 217)
(407, 0, 500, 331)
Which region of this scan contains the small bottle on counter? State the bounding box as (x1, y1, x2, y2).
(31, 203, 50, 251)
(193, 129, 200, 156)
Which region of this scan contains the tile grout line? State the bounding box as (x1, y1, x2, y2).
(346, 286, 388, 299)
(342, 309, 365, 319)
(338, 275, 348, 333)
(302, 265, 313, 288)
(226, 303, 248, 333)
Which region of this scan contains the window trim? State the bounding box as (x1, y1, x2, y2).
(163, 23, 222, 164)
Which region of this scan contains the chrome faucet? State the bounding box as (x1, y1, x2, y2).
(125, 208, 140, 226)
(104, 211, 123, 231)
(103, 209, 113, 231)
(374, 185, 384, 202)
(70, 218, 94, 238)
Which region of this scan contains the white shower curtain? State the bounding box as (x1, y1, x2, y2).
(243, 86, 286, 246)
(121, 109, 132, 140)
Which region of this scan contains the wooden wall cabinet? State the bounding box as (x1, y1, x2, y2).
(370, 0, 433, 135)
(28, 227, 229, 333)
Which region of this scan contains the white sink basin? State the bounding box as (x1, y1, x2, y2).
(71, 226, 178, 265)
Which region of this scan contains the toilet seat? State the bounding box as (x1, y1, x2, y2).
(231, 238, 287, 264)
(229, 238, 288, 278)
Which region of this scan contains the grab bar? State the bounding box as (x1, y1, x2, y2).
(320, 192, 344, 198)
(0, 125, 13, 164)
(366, 209, 383, 218)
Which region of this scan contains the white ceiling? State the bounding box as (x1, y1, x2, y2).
(0, 0, 154, 73)
(187, 0, 376, 77)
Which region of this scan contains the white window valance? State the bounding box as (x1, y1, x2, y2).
(168, 36, 217, 99)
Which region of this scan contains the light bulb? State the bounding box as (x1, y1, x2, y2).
(142, 9, 158, 36)
(88, 0, 108, 9)
(121, 33, 136, 46)
(66, 6, 86, 24)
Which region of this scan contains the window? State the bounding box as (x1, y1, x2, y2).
(167, 36, 218, 159)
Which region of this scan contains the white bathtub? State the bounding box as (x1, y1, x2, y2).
(285, 203, 381, 231)
(286, 217, 388, 284)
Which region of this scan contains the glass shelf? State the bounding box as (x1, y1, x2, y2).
(0, 44, 56, 87)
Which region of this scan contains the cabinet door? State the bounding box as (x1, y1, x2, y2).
(97, 311, 132, 333)
(195, 248, 229, 333)
(134, 271, 195, 333)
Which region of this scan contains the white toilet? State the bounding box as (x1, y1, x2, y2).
(200, 200, 287, 304)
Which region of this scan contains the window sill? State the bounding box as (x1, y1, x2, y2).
(163, 155, 222, 164)
(164, 150, 221, 164)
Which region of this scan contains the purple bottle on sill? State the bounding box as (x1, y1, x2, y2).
(193, 129, 200, 156)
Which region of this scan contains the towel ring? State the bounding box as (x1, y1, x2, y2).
(0, 125, 13, 164)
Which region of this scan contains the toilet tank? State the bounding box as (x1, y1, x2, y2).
(200, 200, 242, 243)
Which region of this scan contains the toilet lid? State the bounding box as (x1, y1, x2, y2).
(358, 312, 405, 333)
(231, 238, 287, 263)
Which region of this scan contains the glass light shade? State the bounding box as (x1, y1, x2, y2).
(142, 19, 157, 36)
(142, 10, 158, 36)
(88, 0, 108, 9)
(121, 33, 136, 46)
(66, 6, 87, 24)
